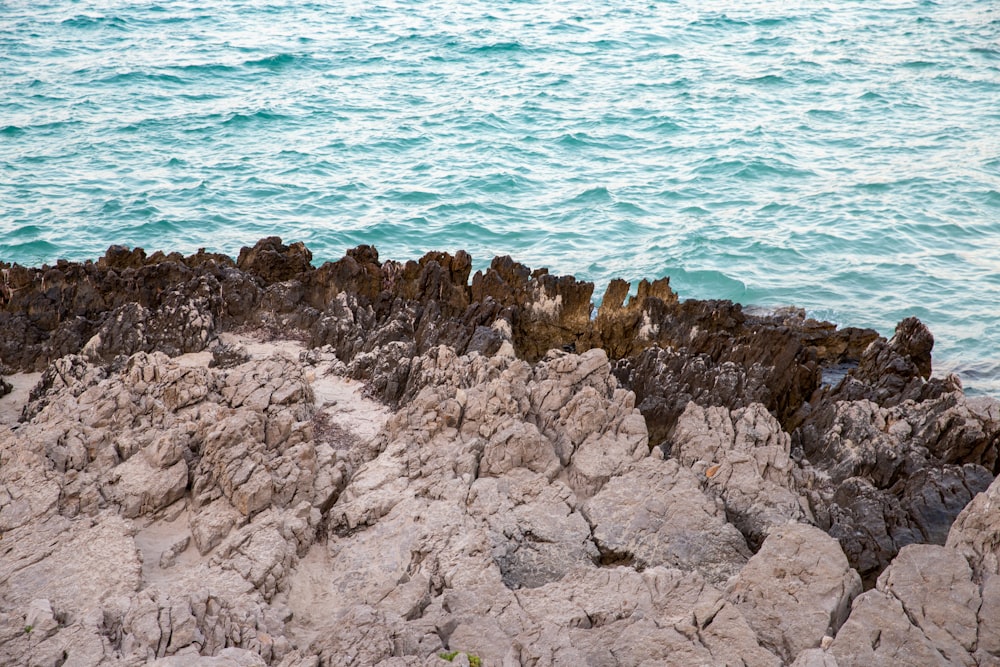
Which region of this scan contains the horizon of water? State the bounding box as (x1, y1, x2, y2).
(2, 1, 999, 394)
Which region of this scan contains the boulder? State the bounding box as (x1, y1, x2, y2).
(727, 524, 861, 662)
(582, 457, 751, 583)
(672, 402, 810, 547)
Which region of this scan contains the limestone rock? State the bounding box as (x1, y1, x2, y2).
(1, 513, 141, 610)
(947, 471, 1000, 580)
(472, 470, 599, 589)
(24, 599, 59, 641)
(150, 647, 269, 666)
(672, 401, 810, 547)
(582, 457, 751, 584)
(1, 241, 997, 666)
(874, 544, 978, 665)
(727, 523, 861, 662)
(791, 648, 839, 667)
(829, 590, 950, 667)
(977, 574, 1000, 661)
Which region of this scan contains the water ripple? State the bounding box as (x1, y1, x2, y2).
(1, 0, 999, 394)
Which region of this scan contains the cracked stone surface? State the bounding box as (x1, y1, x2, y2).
(1, 239, 998, 665)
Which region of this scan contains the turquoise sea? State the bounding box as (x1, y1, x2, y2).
(1, 1, 999, 394)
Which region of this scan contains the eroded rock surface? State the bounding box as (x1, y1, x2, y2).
(1, 239, 998, 666)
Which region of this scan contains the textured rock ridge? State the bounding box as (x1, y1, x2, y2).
(1, 238, 998, 666)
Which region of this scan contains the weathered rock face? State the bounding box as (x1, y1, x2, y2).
(1, 238, 998, 666)
(788, 319, 1000, 582)
(671, 402, 812, 549)
(727, 524, 861, 662)
(0, 237, 875, 422)
(830, 542, 994, 666)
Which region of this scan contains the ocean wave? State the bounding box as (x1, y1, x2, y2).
(243, 53, 307, 70)
(60, 15, 128, 30)
(3, 0, 999, 395)
(219, 109, 291, 127)
(468, 41, 527, 54)
(95, 70, 187, 86)
(563, 186, 613, 205)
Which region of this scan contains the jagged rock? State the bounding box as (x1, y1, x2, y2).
(791, 648, 839, 667)
(237, 237, 314, 284)
(727, 523, 861, 662)
(582, 457, 752, 583)
(311, 606, 419, 667)
(793, 388, 999, 581)
(899, 463, 993, 545)
(0, 247, 257, 371)
(159, 535, 191, 569)
(109, 452, 189, 518)
(947, 472, 1000, 580)
(826, 539, 987, 666)
(81, 301, 150, 361)
(672, 402, 810, 547)
(0, 513, 142, 614)
(211, 341, 252, 369)
(472, 470, 599, 589)
(510, 566, 781, 667)
(830, 590, 950, 666)
(470, 255, 595, 362)
(151, 648, 269, 666)
(614, 346, 774, 450)
(978, 575, 1000, 661)
(873, 544, 979, 665)
(825, 476, 922, 584)
(190, 498, 246, 555)
(23, 599, 59, 641)
(2, 240, 998, 666)
(825, 317, 946, 407)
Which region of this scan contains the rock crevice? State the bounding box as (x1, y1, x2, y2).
(1, 238, 997, 666)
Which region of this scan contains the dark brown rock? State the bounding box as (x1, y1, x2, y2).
(827, 477, 922, 586)
(301, 246, 384, 307)
(818, 317, 953, 408)
(1, 237, 998, 666)
(613, 347, 773, 451)
(471, 255, 595, 361)
(899, 464, 993, 545)
(236, 236, 313, 283)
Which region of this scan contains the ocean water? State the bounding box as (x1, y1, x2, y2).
(1, 1, 999, 394)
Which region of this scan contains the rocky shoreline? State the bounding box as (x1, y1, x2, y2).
(1, 237, 998, 666)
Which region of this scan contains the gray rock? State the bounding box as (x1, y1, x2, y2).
(947, 471, 1000, 580)
(672, 401, 811, 547)
(977, 574, 1000, 662)
(791, 648, 839, 667)
(150, 647, 268, 666)
(874, 544, 978, 665)
(582, 457, 751, 584)
(727, 523, 861, 662)
(1, 256, 995, 667)
(829, 590, 950, 667)
(24, 598, 59, 641)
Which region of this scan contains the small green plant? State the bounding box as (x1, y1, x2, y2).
(24, 625, 32, 634)
(438, 651, 482, 667)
